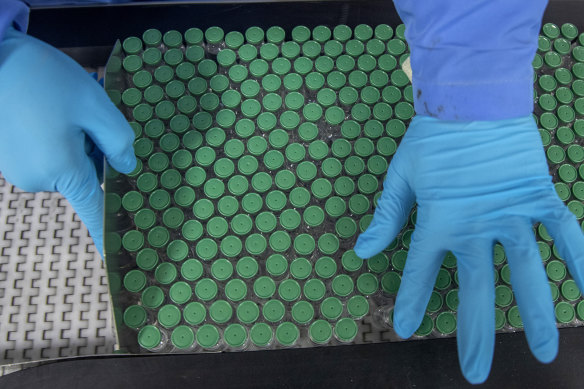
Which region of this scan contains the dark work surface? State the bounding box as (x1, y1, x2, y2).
(1, 327, 584, 389)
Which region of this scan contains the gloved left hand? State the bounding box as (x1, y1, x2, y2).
(0, 27, 136, 258)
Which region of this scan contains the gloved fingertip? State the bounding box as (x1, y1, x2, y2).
(461, 363, 490, 385)
(110, 146, 137, 174)
(529, 327, 558, 364)
(353, 229, 390, 259)
(393, 311, 416, 339)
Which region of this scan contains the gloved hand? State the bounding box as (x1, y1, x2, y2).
(354, 115, 584, 384)
(0, 27, 136, 258)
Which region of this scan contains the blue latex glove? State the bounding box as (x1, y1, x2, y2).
(0, 27, 136, 257)
(354, 115, 584, 384)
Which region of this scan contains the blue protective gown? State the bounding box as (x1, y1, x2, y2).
(1, 0, 548, 121)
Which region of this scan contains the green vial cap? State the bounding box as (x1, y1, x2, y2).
(245, 26, 264, 45)
(279, 41, 300, 60)
(241, 99, 261, 119)
(324, 40, 343, 58)
(249, 59, 269, 78)
(266, 252, 288, 277)
(335, 318, 358, 342)
(317, 88, 337, 107)
(308, 140, 329, 161)
(272, 57, 292, 76)
(143, 28, 162, 46)
(345, 156, 366, 176)
(568, 200, 584, 219)
(302, 41, 321, 59)
(136, 248, 159, 271)
(254, 276, 276, 299)
(292, 57, 312, 76)
(171, 325, 195, 349)
(196, 238, 218, 261)
(185, 166, 206, 188)
(265, 26, 285, 44)
(251, 171, 272, 193)
(269, 230, 292, 252)
(164, 48, 184, 66)
(276, 322, 299, 346)
(347, 295, 369, 320)
(237, 155, 259, 176)
(264, 150, 285, 170)
(316, 56, 335, 74)
(305, 72, 325, 91)
(544, 51, 562, 68)
(291, 300, 314, 325)
(494, 285, 513, 308)
(237, 300, 260, 324)
(506, 306, 523, 328)
(547, 260, 567, 282)
(217, 49, 236, 68)
(210, 257, 234, 281)
(321, 297, 343, 321)
(181, 259, 203, 282)
(148, 189, 170, 211)
(255, 211, 277, 233)
(262, 74, 282, 93)
(338, 86, 358, 109)
(332, 139, 352, 159)
(283, 74, 303, 93)
(123, 305, 147, 329)
(166, 238, 188, 261)
(224, 31, 244, 50)
(555, 301, 575, 323)
(224, 323, 248, 348)
(367, 38, 386, 57)
(290, 257, 312, 280)
(547, 145, 566, 164)
(160, 169, 181, 190)
(561, 23, 579, 39)
(184, 27, 203, 45)
(280, 209, 302, 231)
(155, 262, 177, 285)
(294, 233, 316, 255)
(381, 271, 401, 295)
(351, 103, 371, 122)
(285, 143, 306, 163)
(185, 46, 205, 65)
(224, 139, 245, 159)
(132, 103, 154, 123)
(163, 29, 182, 47)
(318, 233, 339, 255)
(322, 159, 343, 180)
(290, 187, 311, 208)
(221, 89, 241, 108)
(132, 70, 153, 90)
(122, 88, 142, 107)
(122, 230, 144, 252)
(374, 24, 396, 40)
(332, 274, 355, 297)
(258, 112, 278, 133)
(204, 26, 224, 45)
(123, 55, 143, 73)
(572, 181, 584, 201)
(577, 301, 584, 321)
(250, 322, 273, 347)
(196, 324, 220, 349)
(141, 286, 165, 309)
(333, 176, 355, 197)
(225, 279, 247, 303)
(357, 54, 377, 72)
(387, 38, 406, 55)
(245, 233, 267, 255)
(394, 102, 414, 120)
(279, 279, 302, 302)
(298, 122, 318, 142)
(341, 250, 362, 273)
(226, 65, 247, 85)
(303, 278, 325, 302)
(304, 205, 325, 227)
(122, 191, 144, 212)
(147, 226, 170, 248)
(123, 269, 146, 292)
(169, 281, 192, 305)
(195, 278, 218, 302)
(561, 279, 581, 301)
(325, 106, 345, 125)
(138, 325, 161, 350)
(275, 169, 296, 191)
(559, 164, 578, 183)
(436, 312, 457, 335)
(236, 256, 259, 279)
(315, 256, 337, 279)
(367, 253, 389, 273)
(309, 320, 332, 344)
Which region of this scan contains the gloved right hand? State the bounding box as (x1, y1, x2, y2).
(0, 27, 136, 258)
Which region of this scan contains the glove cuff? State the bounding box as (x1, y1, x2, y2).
(0, 0, 29, 42)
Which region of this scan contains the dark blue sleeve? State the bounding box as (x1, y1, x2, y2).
(394, 0, 548, 121)
(0, 0, 29, 42)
